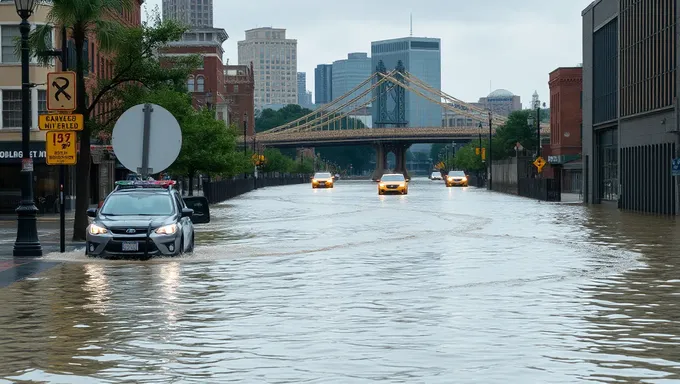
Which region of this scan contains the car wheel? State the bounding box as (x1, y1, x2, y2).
(186, 233, 195, 253)
(174, 237, 184, 257)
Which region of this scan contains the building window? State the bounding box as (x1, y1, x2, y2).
(3, 90, 23, 128)
(187, 77, 195, 92)
(197, 76, 205, 92)
(233, 84, 239, 93)
(1, 26, 20, 63)
(38, 90, 47, 115)
(597, 128, 618, 201)
(592, 19, 618, 124)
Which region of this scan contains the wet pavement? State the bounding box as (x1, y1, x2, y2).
(0, 178, 679, 383)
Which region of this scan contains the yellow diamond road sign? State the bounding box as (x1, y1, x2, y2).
(533, 156, 546, 172)
(39, 113, 83, 131)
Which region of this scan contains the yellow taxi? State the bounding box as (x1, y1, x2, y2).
(445, 170, 468, 187)
(378, 173, 408, 195)
(312, 172, 334, 188)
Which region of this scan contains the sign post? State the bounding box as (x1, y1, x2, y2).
(42, 68, 79, 252)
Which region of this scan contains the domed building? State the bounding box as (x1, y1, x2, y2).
(476, 89, 522, 116)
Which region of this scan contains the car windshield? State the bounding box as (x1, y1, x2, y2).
(100, 193, 174, 216)
(381, 174, 405, 182)
(448, 171, 466, 177)
(314, 173, 332, 179)
(431, 172, 439, 176)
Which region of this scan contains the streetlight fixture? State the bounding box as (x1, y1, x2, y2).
(205, 91, 213, 111)
(13, 0, 41, 257)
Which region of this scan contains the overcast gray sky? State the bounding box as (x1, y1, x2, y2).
(144, 0, 593, 107)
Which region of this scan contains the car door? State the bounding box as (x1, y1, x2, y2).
(173, 192, 191, 249)
(182, 196, 211, 224)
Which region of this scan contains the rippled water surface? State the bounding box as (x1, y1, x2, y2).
(1, 179, 680, 383)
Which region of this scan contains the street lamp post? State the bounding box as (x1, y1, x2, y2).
(13, 0, 41, 257)
(243, 112, 248, 179)
(535, 101, 546, 158)
(488, 111, 493, 190)
(205, 91, 212, 111)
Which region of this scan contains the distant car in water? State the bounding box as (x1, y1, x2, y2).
(378, 173, 408, 195)
(445, 170, 468, 187)
(312, 172, 334, 188)
(430, 171, 443, 180)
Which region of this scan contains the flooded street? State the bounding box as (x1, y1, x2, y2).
(1, 178, 680, 383)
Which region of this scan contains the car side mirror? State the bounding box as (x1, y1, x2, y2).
(181, 208, 193, 218)
(87, 208, 97, 218)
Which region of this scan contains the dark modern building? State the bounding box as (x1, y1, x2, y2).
(582, 0, 678, 214)
(314, 64, 333, 105)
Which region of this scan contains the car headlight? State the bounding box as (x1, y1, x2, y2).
(155, 224, 178, 235)
(89, 224, 107, 235)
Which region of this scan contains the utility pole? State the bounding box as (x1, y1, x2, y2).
(488, 111, 493, 190)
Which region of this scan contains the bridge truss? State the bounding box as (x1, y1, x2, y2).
(256, 61, 548, 144)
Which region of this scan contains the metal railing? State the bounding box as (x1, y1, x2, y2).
(518, 178, 561, 202)
(202, 174, 309, 204)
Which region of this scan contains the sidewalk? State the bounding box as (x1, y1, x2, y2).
(0, 211, 87, 259)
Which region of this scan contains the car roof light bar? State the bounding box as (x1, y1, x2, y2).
(114, 180, 177, 189)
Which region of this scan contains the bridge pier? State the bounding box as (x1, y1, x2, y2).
(371, 142, 411, 181)
(393, 143, 411, 181)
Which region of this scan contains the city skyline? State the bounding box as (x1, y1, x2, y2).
(145, 0, 592, 107)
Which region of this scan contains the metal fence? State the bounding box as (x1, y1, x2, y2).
(518, 178, 561, 201)
(202, 174, 309, 204)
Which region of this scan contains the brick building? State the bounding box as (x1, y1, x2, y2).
(0, 1, 146, 211)
(161, 27, 229, 120)
(545, 67, 583, 193)
(224, 64, 255, 135)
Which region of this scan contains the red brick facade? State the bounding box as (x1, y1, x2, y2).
(224, 64, 255, 135)
(548, 67, 582, 156)
(158, 28, 229, 121)
(84, 2, 143, 124)
(161, 45, 226, 119)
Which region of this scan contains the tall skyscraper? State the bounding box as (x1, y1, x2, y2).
(314, 64, 332, 105)
(237, 27, 297, 109)
(297, 72, 306, 105)
(162, 0, 213, 28)
(370, 37, 441, 128)
(332, 52, 371, 111)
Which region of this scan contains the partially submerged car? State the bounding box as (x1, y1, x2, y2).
(86, 180, 210, 259)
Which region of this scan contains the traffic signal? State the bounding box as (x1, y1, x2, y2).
(481, 148, 486, 160)
(475, 147, 480, 155)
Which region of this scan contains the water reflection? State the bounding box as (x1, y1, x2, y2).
(0, 180, 679, 382)
(572, 208, 680, 382)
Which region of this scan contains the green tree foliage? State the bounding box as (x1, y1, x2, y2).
(29, 3, 198, 240)
(259, 148, 313, 174)
(492, 110, 538, 159)
(255, 105, 375, 171)
(453, 141, 487, 172)
(255, 104, 311, 132)
(116, 86, 251, 194)
(315, 146, 375, 173)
